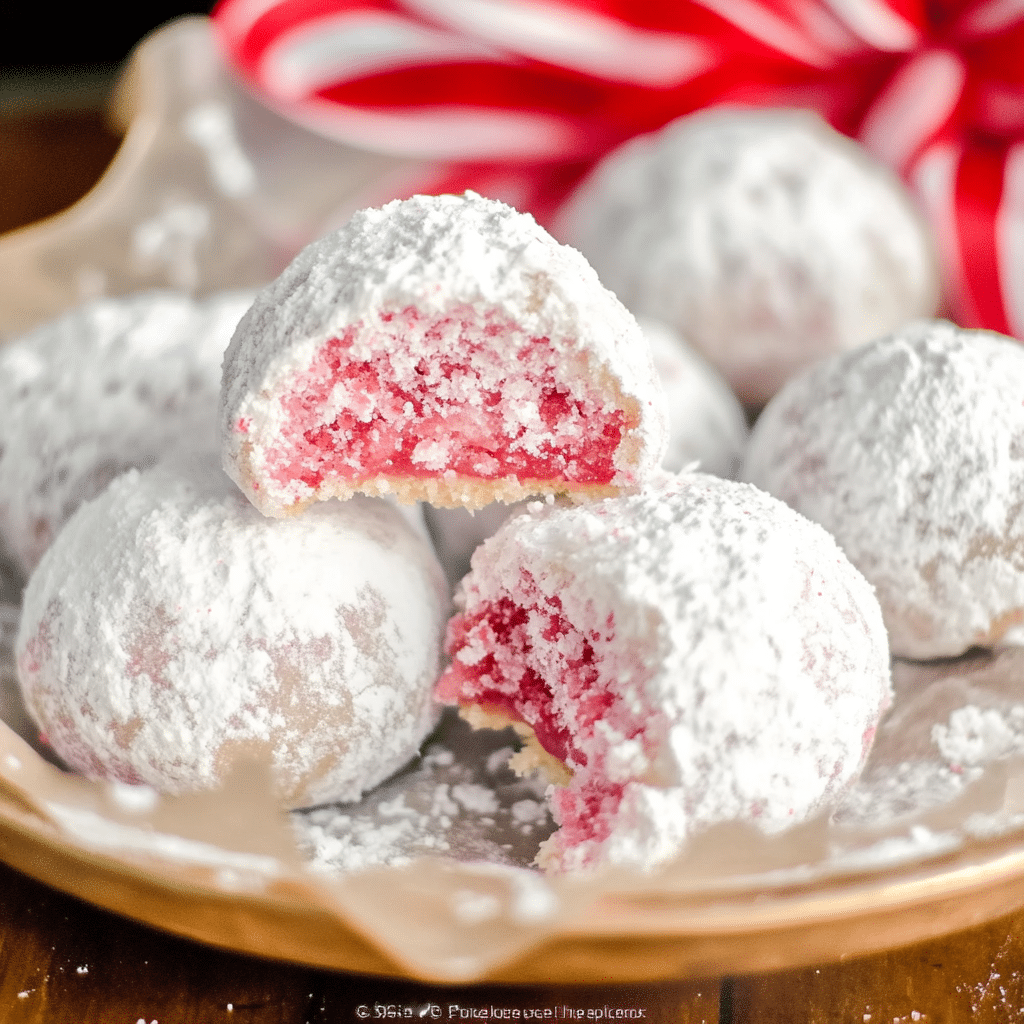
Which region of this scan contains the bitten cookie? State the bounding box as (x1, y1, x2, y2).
(221, 192, 668, 516)
(437, 472, 891, 872)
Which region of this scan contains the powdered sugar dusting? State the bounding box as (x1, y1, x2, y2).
(15, 450, 448, 808)
(640, 318, 748, 477)
(439, 471, 892, 872)
(0, 290, 254, 577)
(5, 556, 1024, 879)
(556, 107, 938, 406)
(837, 649, 1024, 825)
(221, 192, 668, 514)
(743, 319, 1024, 659)
(294, 711, 554, 872)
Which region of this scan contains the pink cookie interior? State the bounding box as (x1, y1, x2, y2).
(240, 306, 627, 499)
(437, 575, 645, 863)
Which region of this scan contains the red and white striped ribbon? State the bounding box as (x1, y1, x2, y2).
(213, 0, 1024, 338)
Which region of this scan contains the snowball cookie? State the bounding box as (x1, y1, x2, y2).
(436, 472, 891, 873)
(425, 318, 747, 590)
(743, 319, 1024, 660)
(642, 318, 748, 477)
(16, 451, 448, 809)
(0, 289, 254, 578)
(221, 191, 669, 517)
(555, 107, 939, 407)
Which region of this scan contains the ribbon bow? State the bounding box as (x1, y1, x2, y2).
(214, 0, 1024, 339)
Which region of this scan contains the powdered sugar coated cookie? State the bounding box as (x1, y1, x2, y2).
(437, 472, 891, 872)
(641, 318, 747, 477)
(16, 451, 448, 808)
(556, 107, 939, 407)
(221, 192, 668, 516)
(743, 319, 1024, 659)
(0, 290, 253, 576)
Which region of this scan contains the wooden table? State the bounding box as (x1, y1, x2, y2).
(4, 97, 1024, 1024)
(4, 850, 1024, 1023)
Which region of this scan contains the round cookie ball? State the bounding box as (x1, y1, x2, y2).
(437, 472, 891, 873)
(221, 192, 669, 516)
(555, 106, 939, 407)
(641, 318, 747, 477)
(16, 451, 448, 808)
(0, 289, 254, 577)
(743, 319, 1024, 660)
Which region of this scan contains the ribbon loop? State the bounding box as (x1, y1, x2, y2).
(214, 0, 1024, 338)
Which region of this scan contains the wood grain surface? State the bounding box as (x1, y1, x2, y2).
(731, 907, 1024, 1023)
(6, 850, 1024, 1023)
(0, 859, 719, 1024)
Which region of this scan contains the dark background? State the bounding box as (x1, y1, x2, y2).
(0, 4, 212, 69)
(0, 4, 215, 234)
